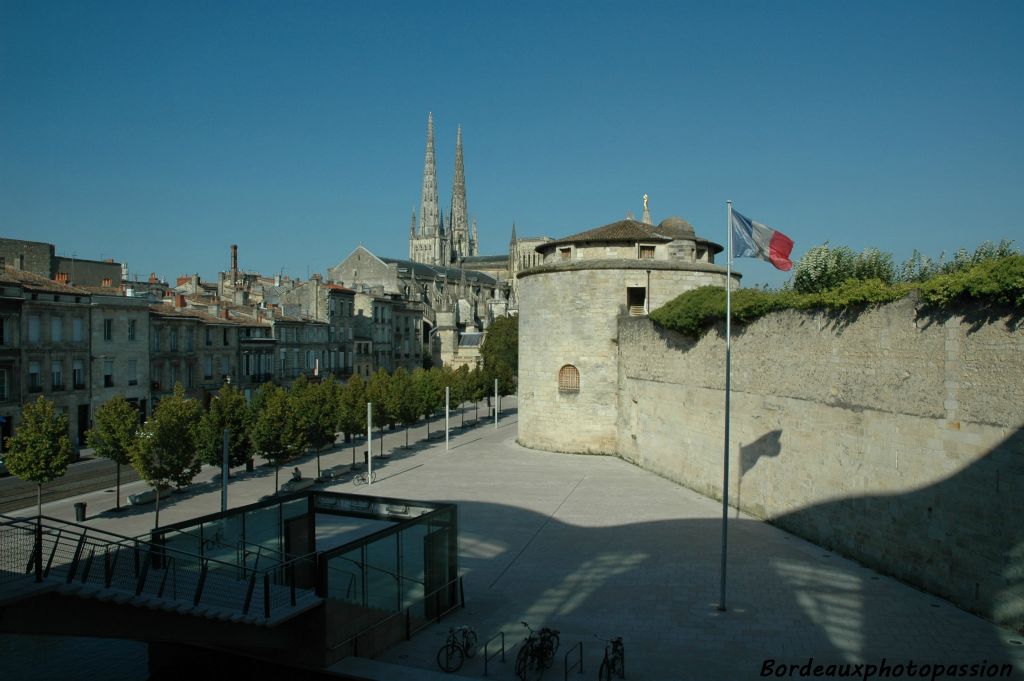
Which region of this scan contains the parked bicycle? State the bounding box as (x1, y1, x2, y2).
(597, 636, 624, 680)
(515, 621, 560, 681)
(436, 625, 478, 673)
(352, 470, 377, 486)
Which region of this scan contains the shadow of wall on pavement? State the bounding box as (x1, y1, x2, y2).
(775, 425, 1024, 634)
(446, 494, 1021, 681)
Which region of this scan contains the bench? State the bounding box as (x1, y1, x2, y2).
(278, 477, 316, 494)
(318, 465, 349, 482)
(128, 489, 158, 506)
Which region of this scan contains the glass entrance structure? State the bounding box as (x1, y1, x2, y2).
(152, 490, 459, 665)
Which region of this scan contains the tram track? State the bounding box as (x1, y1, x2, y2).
(0, 457, 140, 514)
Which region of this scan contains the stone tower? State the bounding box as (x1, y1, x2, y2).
(516, 216, 728, 454)
(410, 113, 443, 265)
(449, 125, 470, 264)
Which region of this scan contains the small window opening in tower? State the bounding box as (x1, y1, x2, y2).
(558, 364, 580, 393)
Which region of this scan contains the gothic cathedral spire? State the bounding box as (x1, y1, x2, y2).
(419, 113, 440, 239)
(408, 208, 417, 260)
(410, 115, 477, 266)
(449, 125, 469, 263)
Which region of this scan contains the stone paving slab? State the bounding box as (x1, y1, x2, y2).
(5, 400, 1023, 681)
(327, 410, 1024, 681)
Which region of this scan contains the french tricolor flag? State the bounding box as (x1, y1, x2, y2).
(730, 209, 795, 271)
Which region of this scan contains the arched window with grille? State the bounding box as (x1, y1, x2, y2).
(558, 364, 580, 393)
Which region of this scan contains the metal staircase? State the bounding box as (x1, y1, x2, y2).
(0, 514, 322, 627)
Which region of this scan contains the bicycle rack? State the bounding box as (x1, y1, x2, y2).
(564, 641, 583, 680)
(483, 631, 505, 677)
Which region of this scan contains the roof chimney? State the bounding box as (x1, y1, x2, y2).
(231, 244, 238, 283)
(175, 294, 185, 309)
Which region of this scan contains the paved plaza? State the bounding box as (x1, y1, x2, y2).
(6, 401, 1023, 680)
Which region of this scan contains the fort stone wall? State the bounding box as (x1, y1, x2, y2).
(615, 298, 1024, 630)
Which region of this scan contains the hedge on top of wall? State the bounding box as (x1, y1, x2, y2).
(651, 250, 1024, 339)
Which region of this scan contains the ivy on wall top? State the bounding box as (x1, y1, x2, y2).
(651, 247, 1024, 339)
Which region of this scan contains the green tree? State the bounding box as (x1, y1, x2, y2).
(491, 361, 516, 399)
(296, 376, 342, 477)
(250, 384, 306, 493)
(481, 315, 518, 373)
(130, 384, 202, 528)
(251, 380, 276, 415)
(428, 366, 450, 421)
(452, 365, 471, 427)
(86, 395, 140, 511)
(5, 395, 74, 520)
(366, 369, 391, 456)
(196, 384, 252, 472)
(411, 368, 436, 438)
(338, 374, 368, 465)
(469, 366, 488, 423)
(386, 367, 418, 447)
(288, 375, 316, 458)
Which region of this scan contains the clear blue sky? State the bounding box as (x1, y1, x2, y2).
(2, 0, 1022, 288)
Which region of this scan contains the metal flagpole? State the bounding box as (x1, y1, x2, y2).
(719, 200, 733, 612)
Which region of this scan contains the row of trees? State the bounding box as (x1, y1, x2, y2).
(6, 363, 515, 527)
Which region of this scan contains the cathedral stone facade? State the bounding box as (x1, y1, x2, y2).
(334, 114, 530, 368)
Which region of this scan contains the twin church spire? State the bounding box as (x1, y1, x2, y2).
(409, 113, 477, 265)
